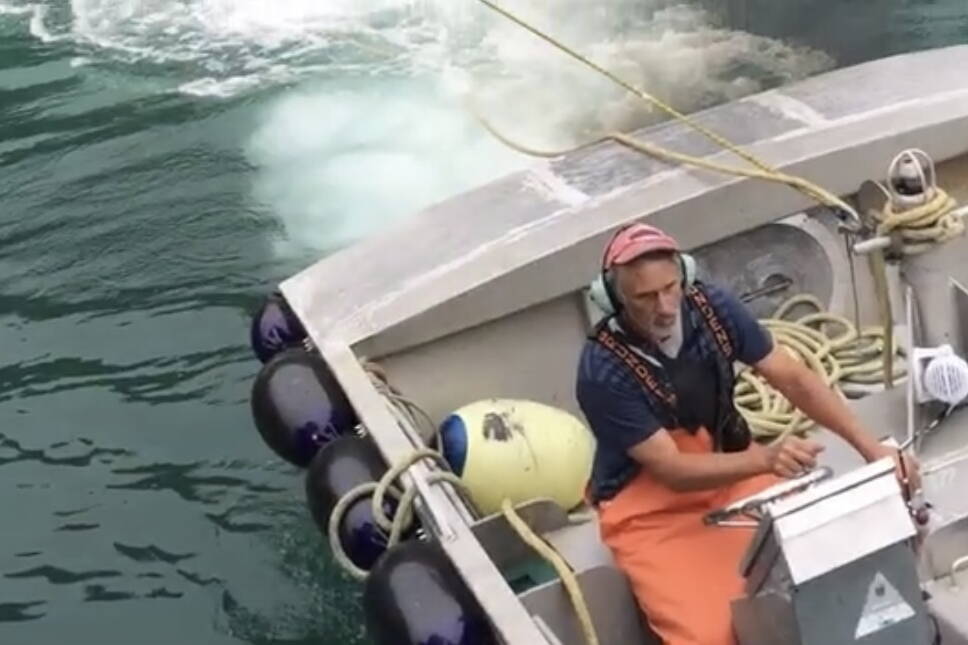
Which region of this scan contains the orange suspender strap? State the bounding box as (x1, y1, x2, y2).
(686, 286, 734, 360)
(594, 326, 677, 410)
(593, 286, 732, 416)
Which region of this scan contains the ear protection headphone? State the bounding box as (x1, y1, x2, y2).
(588, 225, 697, 317)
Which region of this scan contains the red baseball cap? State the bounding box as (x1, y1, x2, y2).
(603, 223, 679, 269)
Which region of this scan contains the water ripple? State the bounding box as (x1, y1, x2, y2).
(83, 584, 134, 602)
(55, 522, 99, 532)
(0, 601, 46, 623)
(52, 505, 98, 517)
(112, 542, 195, 565)
(5, 565, 121, 585)
(107, 462, 287, 504)
(176, 568, 223, 588)
(204, 508, 273, 534)
(0, 348, 250, 405)
(0, 434, 132, 468)
(0, 289, 262, 325)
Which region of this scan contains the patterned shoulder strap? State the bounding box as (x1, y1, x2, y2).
(593, 326, 677, 410)
(686, 285, 734, 360)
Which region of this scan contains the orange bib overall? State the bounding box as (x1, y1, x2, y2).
(596, 428, 778, 645)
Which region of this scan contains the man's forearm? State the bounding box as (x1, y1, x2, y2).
(774, 370, 884, 461)
(650, 449, 767, 492)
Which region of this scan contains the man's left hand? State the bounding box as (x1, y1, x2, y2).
(867, 444, 922, 496)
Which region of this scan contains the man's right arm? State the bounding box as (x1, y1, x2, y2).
(627, 429, 825, 492)
(576, 348, 823, 494)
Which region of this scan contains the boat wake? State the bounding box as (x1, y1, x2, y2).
(0, 0, 836, 254)
(0, 1, 833, 110)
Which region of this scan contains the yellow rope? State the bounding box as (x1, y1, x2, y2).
(329, 480, 398, 580)
(331, 364, 600, 643)
(327, 367, 468, 580)
(866, 248, 896, 388)
(735, 294, 906, 442)
(328, 447, 472, 581)
(472, 0, 862, 229)
(874, 187, 966, 255)
(501, 499, 600, 645)
(363, 358, 442, 444)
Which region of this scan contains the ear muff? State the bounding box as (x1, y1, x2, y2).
(587, 274, 615, 316)
(595, 224, 634, 316)
(680, 253, 697, 288)
(601, 268, 622, 314)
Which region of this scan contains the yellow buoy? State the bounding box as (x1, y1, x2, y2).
(439, 398, 595, 516)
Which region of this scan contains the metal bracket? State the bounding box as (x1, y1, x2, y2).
(951, 555, 968, 590)
(740, 276, 794, 303)
(950, 277, 968, 358)
(906, 284, 918, 451)
(705, 467, 833, 527)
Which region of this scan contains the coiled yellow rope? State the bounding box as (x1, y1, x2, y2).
(735, 294, 906, 440)
(875, 187, 966, 255)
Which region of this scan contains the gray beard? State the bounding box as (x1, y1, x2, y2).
(654, 310, 684, 358)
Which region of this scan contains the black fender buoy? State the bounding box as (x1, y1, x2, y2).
(363, 539, 498, 645)
(250, 290, 307, 363)
(251, 347, 357, 467)
(306, 436, 410, 571)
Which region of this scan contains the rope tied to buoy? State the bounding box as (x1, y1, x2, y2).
(735, 294, 907, 441)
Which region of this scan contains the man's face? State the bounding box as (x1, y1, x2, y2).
(614, 255, 683, 342)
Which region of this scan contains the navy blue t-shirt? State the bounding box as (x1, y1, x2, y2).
(575, 282, 774, 503)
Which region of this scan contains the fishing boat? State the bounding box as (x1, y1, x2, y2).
(247, 37, 968, 645)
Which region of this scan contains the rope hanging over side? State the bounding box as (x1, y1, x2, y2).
(329, 363, 472, 580)
(328, 448, 470, 581)
(330, 463, 601, 643)
(326, 436, 601, 645)
(471, 0, 862, 230)
(734, 294, 906, 442)
(333, 365, 601, 644)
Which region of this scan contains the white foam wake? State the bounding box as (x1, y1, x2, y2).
(0, 0, 836, 255)
(245, 75, 526, 257)
(241, 3, 834, 254)
(2, 1, 834, 102)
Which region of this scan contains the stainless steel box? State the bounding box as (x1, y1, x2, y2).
(733, 458, 935, 644)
